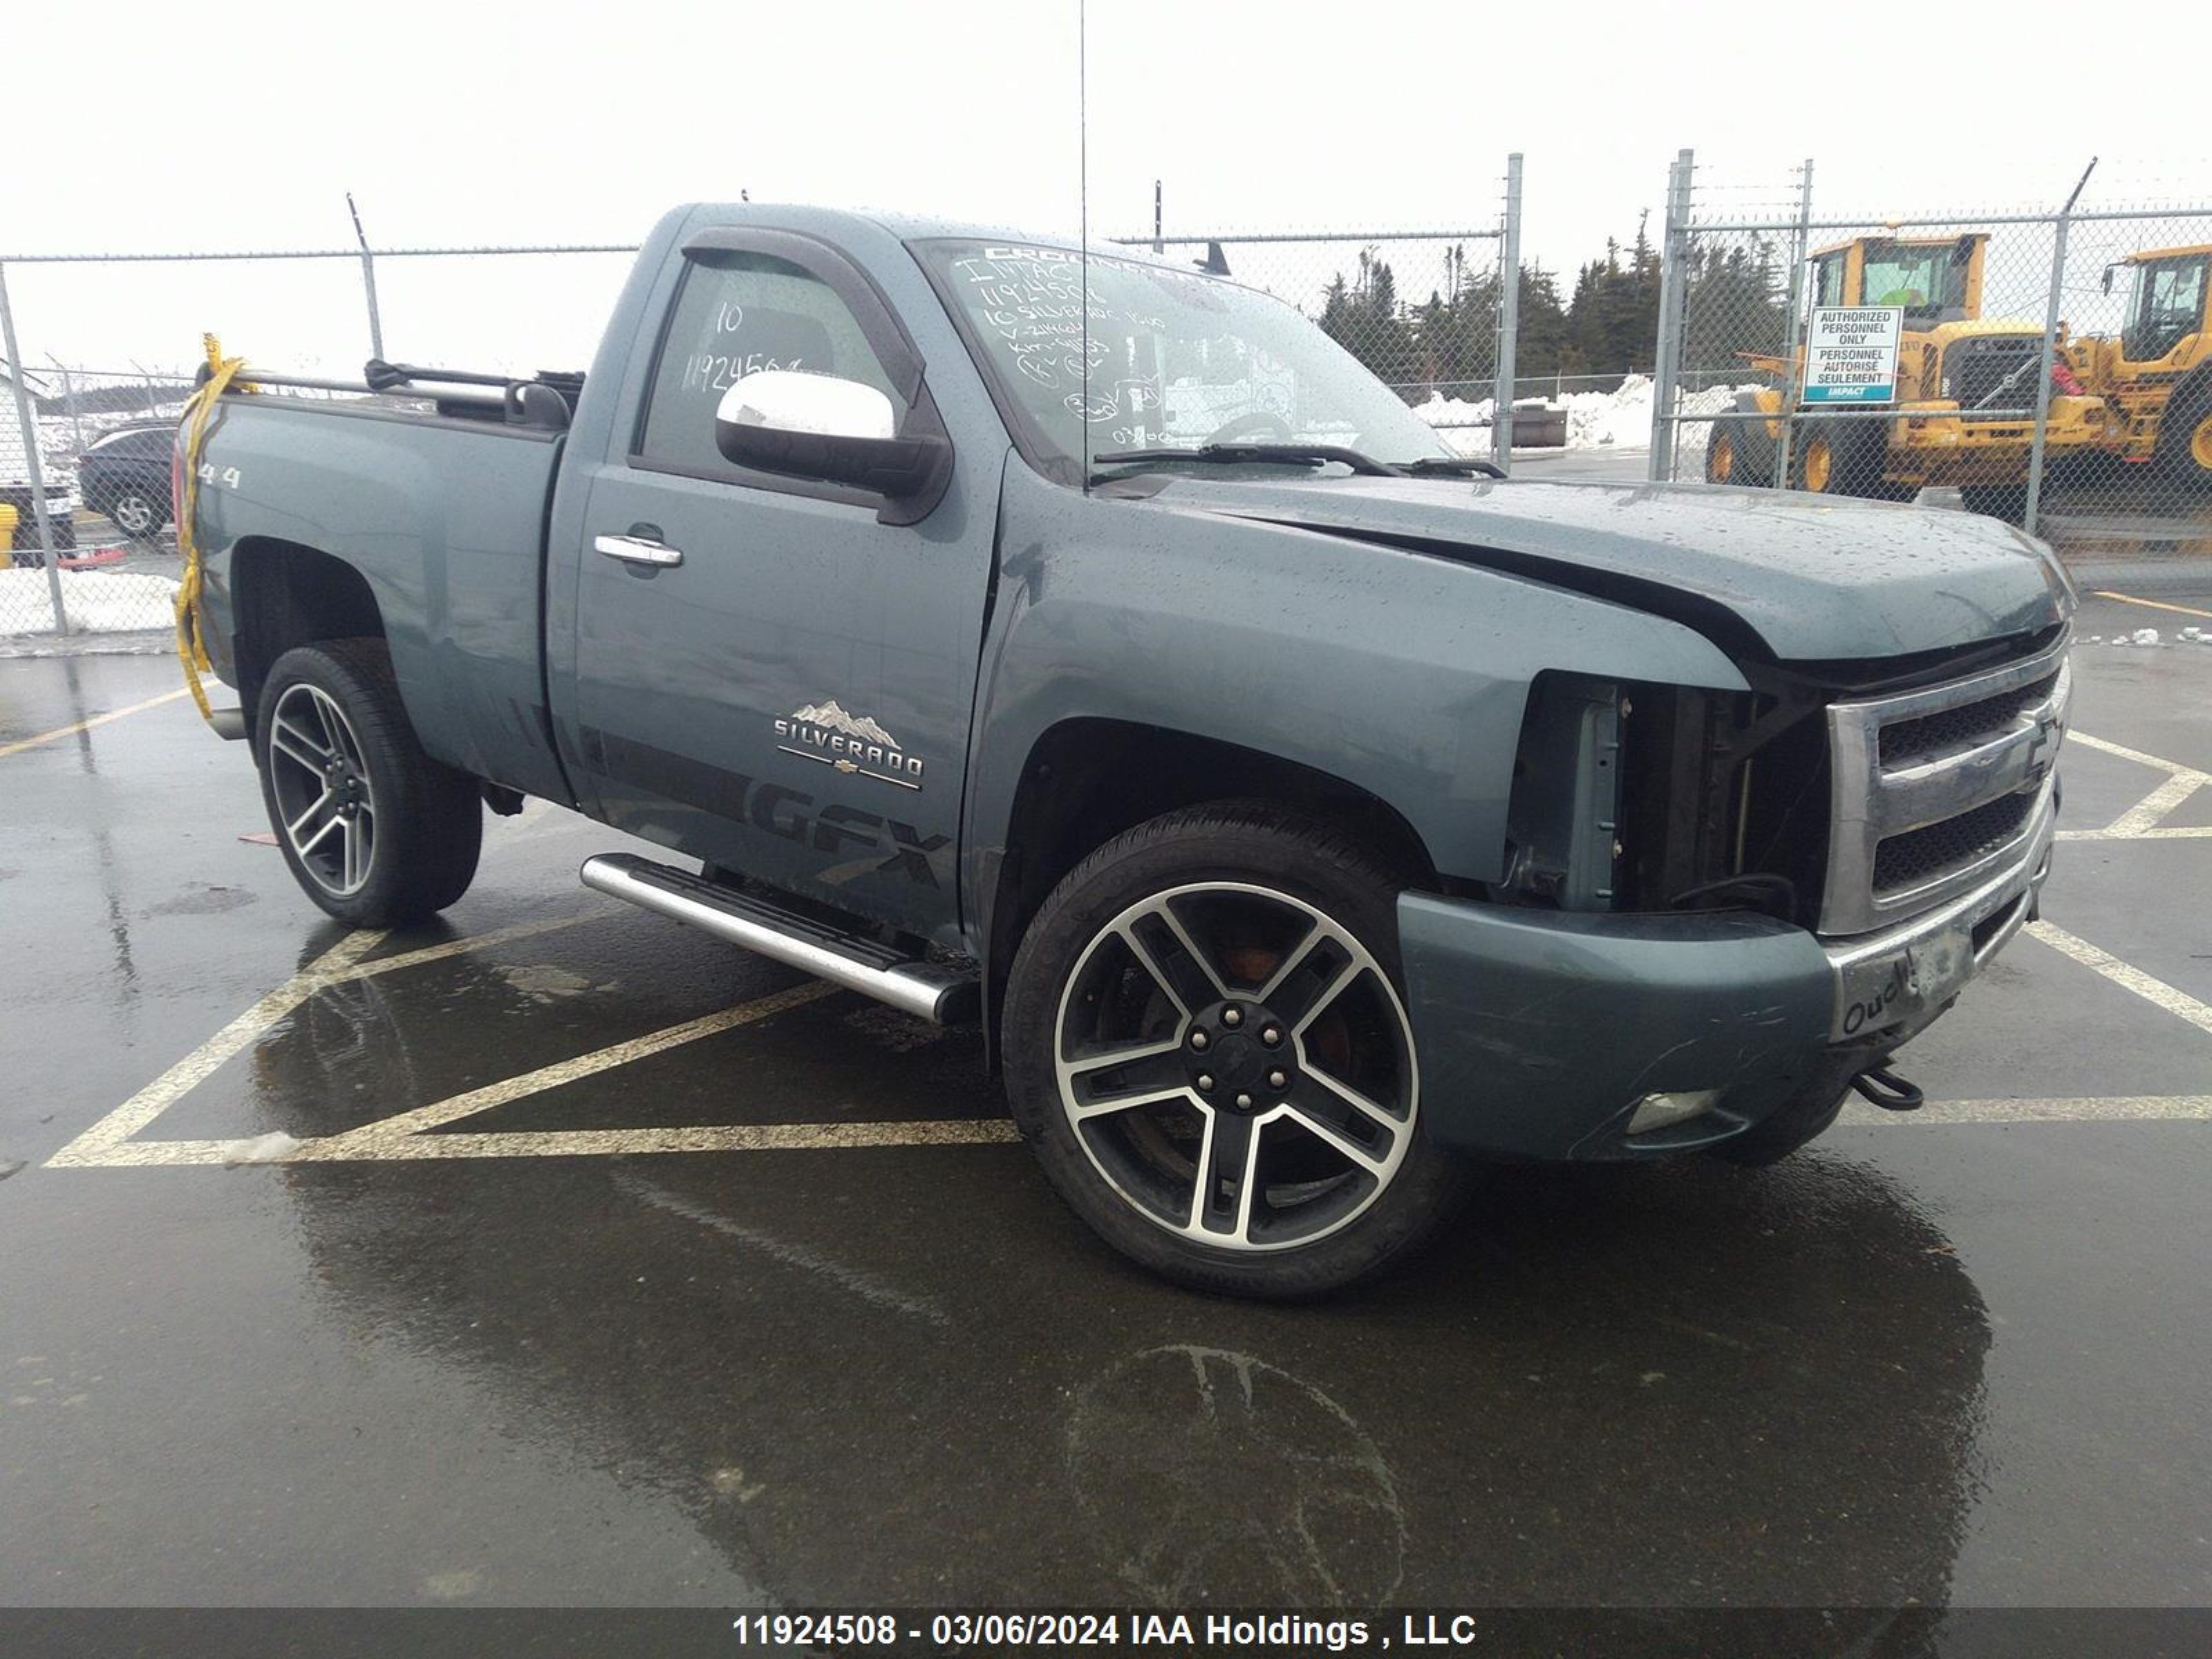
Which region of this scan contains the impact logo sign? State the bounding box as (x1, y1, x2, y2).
(774, 700, 924, 790)
(1803, 306, 1904, 404)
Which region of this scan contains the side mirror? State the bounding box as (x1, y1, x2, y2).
(2101, 265, 2115, 296)
(714, 370, 948, 501)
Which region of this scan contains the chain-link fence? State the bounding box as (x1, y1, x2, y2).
(1647, 151, 2212, 561)
(1110, 155, 1526, 460)
(0, 238, 637, 646)
(12, 157, 2202, 646)
(1, 352, 199, 643)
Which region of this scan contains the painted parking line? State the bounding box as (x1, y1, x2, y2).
(2025, 920, 2212, 1042)
(1839, 1095, 2212, 1127)
(69, 1118, 1024, 1169)
(45, 908, 617, 1169)
(0, 686, 189, 760)
(43, 901, 1015, 1170)
(44, 926, 391, 1167)
(2059, 731, 2212, 842)
(317, 980, 840, 1153)
(41, 842, 2212, 1173)
(2090, 590, 2212, 621)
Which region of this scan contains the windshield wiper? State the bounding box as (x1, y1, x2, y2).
(1396, 456, 1507, 479)
(1089, 442, 1405, 478)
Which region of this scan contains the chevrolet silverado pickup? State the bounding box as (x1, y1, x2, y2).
(180, 204, 2074, 1297)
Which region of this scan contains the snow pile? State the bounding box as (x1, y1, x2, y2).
(221, 1130, 301, 1165)
(0, 567, 178, 635)
(2101, 627, 2212, 649)
(1416, 375, 1758, 456)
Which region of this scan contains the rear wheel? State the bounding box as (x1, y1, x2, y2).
(254, 639, 482, 927)
(2157, 400, 2212, 489)
(1004, 805, 1467, 1299)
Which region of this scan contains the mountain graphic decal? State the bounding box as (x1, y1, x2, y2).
(791, 700, 901, 749)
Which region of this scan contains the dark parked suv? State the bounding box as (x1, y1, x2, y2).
(76, 419, 176, 544)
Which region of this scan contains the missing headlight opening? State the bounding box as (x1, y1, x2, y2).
(1503, 671, 1833, 924)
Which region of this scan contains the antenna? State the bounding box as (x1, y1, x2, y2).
(1078, 0, 1090, 494)
(346, 191, 385, 362)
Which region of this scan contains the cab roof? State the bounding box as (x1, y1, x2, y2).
(1810, 232, 1987, 259)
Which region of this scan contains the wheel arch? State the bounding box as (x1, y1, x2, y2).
(977, 717, 1441, 1061)
(2164, 360, 2212, 426)
(227, 538, 387, 741)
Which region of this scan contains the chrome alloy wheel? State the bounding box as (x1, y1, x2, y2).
(266, 682, 377, 896)
(109, 491, 158, 537)
(1052, 881, 1418, 1252)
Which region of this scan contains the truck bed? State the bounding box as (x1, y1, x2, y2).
(196, 393, 572, 802)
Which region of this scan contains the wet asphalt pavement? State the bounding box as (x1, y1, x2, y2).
(1, 588, 2209, 1638)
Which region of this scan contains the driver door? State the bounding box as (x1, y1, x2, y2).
(559, 229, 996, 939)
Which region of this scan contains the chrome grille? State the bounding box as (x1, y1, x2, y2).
(1878, 670, 2062, 769)
(1820, 635, 2071, 937)
(1947, 335, 2042, 418)
(1873, 791, 2036, 894)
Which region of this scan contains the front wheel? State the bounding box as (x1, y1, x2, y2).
(1003, 805, 1467, 1298)
(1792, 422, 1885, 497)
(1705, 414, 1776, 487)
(254, 639, 482, 927)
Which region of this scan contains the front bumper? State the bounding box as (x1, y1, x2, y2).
(1823, 787, 2054, 1044)
(1887, 398, 2106, 485)
(1397, 796, 2056, 1160)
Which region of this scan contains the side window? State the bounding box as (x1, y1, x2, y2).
(1812, 254, 1845, 310)
(637, 250, 901, 478)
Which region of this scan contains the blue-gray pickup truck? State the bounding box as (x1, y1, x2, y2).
(182, 204, 2074, 1297)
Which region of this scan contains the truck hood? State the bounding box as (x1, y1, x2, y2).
(1158, 475, 2072, 664)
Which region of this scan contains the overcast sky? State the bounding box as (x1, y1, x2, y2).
(8, 0, 2208, 372)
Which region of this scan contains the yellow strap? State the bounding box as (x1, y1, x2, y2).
(173, 335, 251, 725)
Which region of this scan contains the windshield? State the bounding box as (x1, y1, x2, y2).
(2123, 255, 2208, 363)
(1857, 241, 1969, 319)
(917, 239, 1450, 480)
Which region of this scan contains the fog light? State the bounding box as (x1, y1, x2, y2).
(1625, 1089, 1721, 1135)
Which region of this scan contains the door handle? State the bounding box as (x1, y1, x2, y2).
(593, 532, 684, 568)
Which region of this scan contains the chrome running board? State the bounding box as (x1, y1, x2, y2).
(580, 852, 977, 1025)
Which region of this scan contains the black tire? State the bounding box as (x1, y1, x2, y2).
(104, 487, 167, 544)
(254, 639, 482, 927)
(1792, 421, 1886, 498)
(1706, 413, 1777, 487)
(2155, 395, 2212, 490)
(1003, 803, 1468, 1300)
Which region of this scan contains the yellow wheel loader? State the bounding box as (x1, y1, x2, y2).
(2065, 245, 2212, 490)
(1705, 234, 2108, 499)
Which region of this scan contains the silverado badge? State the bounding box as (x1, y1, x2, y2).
(774, 701, 924, 790)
